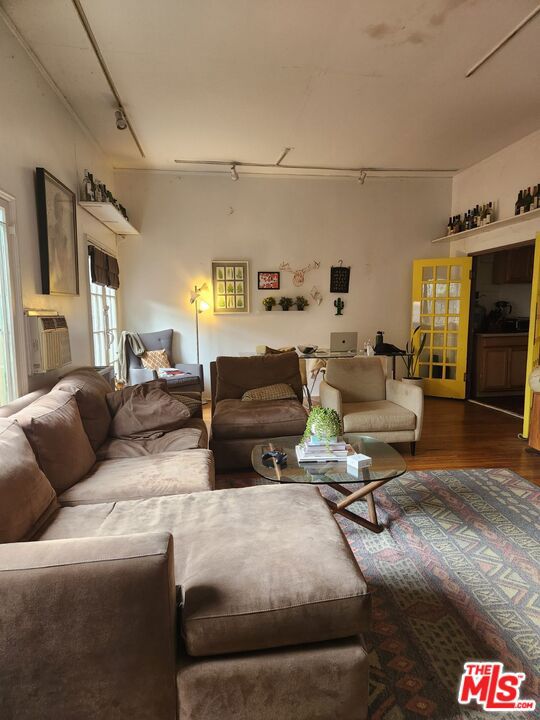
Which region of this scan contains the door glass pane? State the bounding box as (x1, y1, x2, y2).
(434, 316, 445, 328)
(448, 316, 459, 330)
(422, 267, 434, 281)
(419, 349, 430, 362)
(419, 364, 430, 378)
(422, 282, 434, 297)
(436, 283, 447, 297)
(420, 316, 433, 329)
(435, 300, 447, 315)
(448, 299, 460, 315)
(445, 366, 456, 380)
(449, 282, 460, 297)
(421, 300, 433, 314)
(436, 265, 448, 280)
(447, 333, 458, 347)
(445, 349, 457, 364)
(432, 364, 443, 378)
(450, 265, 462, 280)
(433, 333, 444, 347)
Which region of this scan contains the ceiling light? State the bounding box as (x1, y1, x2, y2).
(358, 170, 367, 184)
(230, 164, 239, 181)
(115, 108, 128, 130)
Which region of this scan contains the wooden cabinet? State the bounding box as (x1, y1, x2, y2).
(492, 245, 534, 284)
(475, 333, 528, 396)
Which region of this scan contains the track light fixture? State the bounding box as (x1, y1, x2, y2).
(358, 170, 367, 184)
(230, 164, 239, 181)
(115, 108, 128, 130)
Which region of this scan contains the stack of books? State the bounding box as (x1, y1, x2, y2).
(296, 439, 354, 463)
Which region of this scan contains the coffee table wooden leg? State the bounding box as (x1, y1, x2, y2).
(325, 499, 383, 533)
(366, 492, 378, 526)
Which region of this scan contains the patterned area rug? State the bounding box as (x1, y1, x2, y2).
(219, 468, 540, 719)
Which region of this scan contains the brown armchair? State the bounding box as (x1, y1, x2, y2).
(210, 352, 308, 470)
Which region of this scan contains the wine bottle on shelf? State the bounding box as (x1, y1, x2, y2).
(525, 187, 533, 213)
(515, 190, 523, 215)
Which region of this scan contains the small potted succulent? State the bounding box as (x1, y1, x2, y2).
(303, 407, 342, 445)
(262, 296, 276, 311)
(295, 296, 309, 311)
(278, 296, 293, 311)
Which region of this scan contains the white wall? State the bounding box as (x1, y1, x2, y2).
(450, 128, 540, 256)
(115, 171, 451, 389)
(0, 16, 117, 393)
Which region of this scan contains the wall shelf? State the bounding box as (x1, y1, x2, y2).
(79, 201, 139, 236)
(432, 207, 540, 244)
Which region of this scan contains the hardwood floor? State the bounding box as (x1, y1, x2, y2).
(206, 397, 540, 486)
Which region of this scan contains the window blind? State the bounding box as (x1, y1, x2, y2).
(88, 245, 120, 289)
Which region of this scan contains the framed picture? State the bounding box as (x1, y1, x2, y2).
(258, 271, 280, 290)
(330, 264, 350, 293)
(212, 260, 250, 313)
(35, 167, 79, 295)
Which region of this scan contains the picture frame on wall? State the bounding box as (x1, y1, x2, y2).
(258, 271, 280, 290)
(35, 167, 79, 295)
(212, 260, 250, 313)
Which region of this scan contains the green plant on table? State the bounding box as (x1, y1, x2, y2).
(302, 407, 342, 444)
(278, 296, 293, 311)
(262, 296, 276, 310)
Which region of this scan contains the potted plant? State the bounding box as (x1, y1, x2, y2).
(278, 296, 293, 311)
(295, 296, 309, 311)
(401, 325, 427, 388)
(302, 407, 342, 445)
(262, 296, 276, 311)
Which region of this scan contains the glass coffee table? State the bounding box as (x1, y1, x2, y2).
(251, 434, 407, 533)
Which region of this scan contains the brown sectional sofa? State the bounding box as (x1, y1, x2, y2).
(0, 368, 371, 720)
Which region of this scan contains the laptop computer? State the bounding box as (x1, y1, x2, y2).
(330, 332, 358, 354)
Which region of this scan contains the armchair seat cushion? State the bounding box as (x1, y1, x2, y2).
(342, 400, 416, 433)
(212, 399, 307, 440)
(58, 450, 214, 506)
(38, 485, 370, 656)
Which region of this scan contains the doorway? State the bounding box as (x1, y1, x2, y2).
(468, 242, 534, 418)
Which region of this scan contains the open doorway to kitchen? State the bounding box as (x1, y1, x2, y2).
(467, 242, 534, 418)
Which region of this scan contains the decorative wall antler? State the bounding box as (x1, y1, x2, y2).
(279, 260, 320, 287)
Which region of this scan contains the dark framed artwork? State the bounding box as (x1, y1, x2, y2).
(258, 271, 280, 290)
(212, 260, 250, 313)
(330, 264, 350, 293)
(35, 167, 79, 295)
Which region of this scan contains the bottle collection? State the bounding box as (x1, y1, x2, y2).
(81, 169, 129, 220)
(446, 202, 495, 236)
(514, 185, 540, 215)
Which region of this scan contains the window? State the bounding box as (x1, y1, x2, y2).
(88, 252, 119, 375)
(0, 198, 18, 404)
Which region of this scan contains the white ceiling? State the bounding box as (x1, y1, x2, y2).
(2, 0, 540, 174)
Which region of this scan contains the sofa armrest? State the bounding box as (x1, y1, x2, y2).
(0, 533, 177, 720)
(319, 380, 343, 419)
(175, 363, 204, 391)
(386, 379, 424, 441)
(129, 367, 157, 385)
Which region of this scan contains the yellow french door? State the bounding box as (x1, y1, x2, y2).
(523, 234, 540, 438)
(411, 257, 472, 398)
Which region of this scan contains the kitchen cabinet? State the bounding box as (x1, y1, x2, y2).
(474, 333, 528, 396)
(492, 245, 534, 284)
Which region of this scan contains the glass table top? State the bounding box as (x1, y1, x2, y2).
(251, 434, 407, 485)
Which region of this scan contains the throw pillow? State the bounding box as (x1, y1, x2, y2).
(0, 419, 58, 542)
(141, 349, 170, 370)
(107, 382, 191, 439)
(13, 390, 96, 495)
(242, 383, 297, 401)
(169, 392, 201, 417)
(54, 368, 112, 451)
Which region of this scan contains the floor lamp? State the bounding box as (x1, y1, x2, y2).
(189, 283, 209, 364)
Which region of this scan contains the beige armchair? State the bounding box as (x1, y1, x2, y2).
(319, 357, 423, 455)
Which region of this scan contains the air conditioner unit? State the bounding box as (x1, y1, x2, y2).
(25, 312, 72, 374)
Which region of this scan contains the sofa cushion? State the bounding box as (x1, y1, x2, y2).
(242, 383, 297, 402)
(342, 400, 416, 433)
(14, 390, 96, 493)
(215, 353, 303, 403)
(0, 419, 58, 542)
(54, 368, 112, 450)
(96, 419, 208, 459)
(37, 484, 370, 656)
(212, 399, 307, 440)
(58, 450, 214, 506)
(107, 382, 190, 439)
